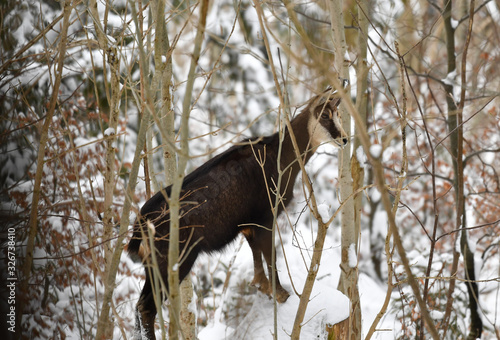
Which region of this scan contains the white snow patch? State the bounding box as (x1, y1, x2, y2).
(199, 320, 235, 339)
(104, 127, 115, 136)
(486, 1, 500, 21)
(371, 186, 381, 202)
(482, 151, 495, 165)
(442, 69, 457, 86)
(370, 144, 382, 158)
(318, 203, 330, 223)
(359, 273, 395, 337)
(223, 289, 349, 339)
(356, 145, 367, 168)
(33, 247, 48, 269)
(430, 310, 445, 319)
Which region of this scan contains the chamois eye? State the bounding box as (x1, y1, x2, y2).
(321, 113, 329, 120)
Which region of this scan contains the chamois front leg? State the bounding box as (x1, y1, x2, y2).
(245, 227, 290, 303)
(260, 228, 290, 303)
(243, 229, 270, 293)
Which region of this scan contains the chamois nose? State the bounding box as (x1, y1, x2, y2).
(342, 137, 348, 145)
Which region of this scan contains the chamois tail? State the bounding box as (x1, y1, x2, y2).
(126, 220, 146, 263)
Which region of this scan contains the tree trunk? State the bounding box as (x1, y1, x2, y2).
(328, 0, 362, 338)
(441, 1, 482, 338)
(458, 2, 482, 338)
(179, 277, 196, 340)
(167, 1, 209, 338)
(89, 0, 123, 334)
(19, 0, 73, 332)
(94, 1, 158, 337)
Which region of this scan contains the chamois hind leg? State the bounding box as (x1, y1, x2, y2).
(135, 274, 159, 340)
(243, 228, 270, 294)
(177, 246, 200, 284)
(134, 249, 198, 340)
(259, 228, 290, 303)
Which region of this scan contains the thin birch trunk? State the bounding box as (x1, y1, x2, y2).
(142, 0, 159, 196)
(167, 1, 209, 338)
(348, 1, 369, 335)
(98, 10, 122, 277)
(19, 0, 73, 332)
(88, 0, 124, 336)
(153, 0, 197, 336)
(179, 278, 196, 340)
(352, 0, 369, 247)
(328, 0, 361, 338)
(94, 0, 159, 337)
(95, 98, 152, 339)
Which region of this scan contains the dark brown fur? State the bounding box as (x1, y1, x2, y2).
(128, 89, 347, 339)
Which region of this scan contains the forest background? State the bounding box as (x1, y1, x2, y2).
(0, 0, 499, 339)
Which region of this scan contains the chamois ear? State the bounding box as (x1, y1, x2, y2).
(314, 87, 341, 109)
(322, 79, 348, 107)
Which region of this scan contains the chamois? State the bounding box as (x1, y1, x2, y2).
(128, 88, 348, 339)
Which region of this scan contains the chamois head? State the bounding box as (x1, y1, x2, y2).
(307, 87, 348, 149)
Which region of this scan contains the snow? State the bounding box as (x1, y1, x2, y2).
(104, 127, 115, 136)
(487, 1, 500, 21)
(370, 144, 382, 158)
(442, 69, 457, 86)
(318, 203, 330, 222)
(190, 223, 352, 340)
(359, 273, 395, 338)
(482, 151, 495, 165)
(203, 288, 349, 340)
(199, 320, 235, 339)
(356, 145, 367, 168)
(33, 247, 48, 269)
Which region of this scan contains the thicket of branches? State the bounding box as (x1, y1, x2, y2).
(0, 0, 499, 339)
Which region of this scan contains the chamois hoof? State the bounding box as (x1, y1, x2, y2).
(256, 284, 290, 303)
(250, 276, 270, 291)
(257, 282, 271, 297)
(275, 287, 290, 303)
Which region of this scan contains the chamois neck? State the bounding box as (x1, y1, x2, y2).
(281, 111, 316, 170)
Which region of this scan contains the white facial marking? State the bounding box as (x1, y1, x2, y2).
(334, 113, 347, 142)
(308, 107, 348, 149)
(308, 112, 334, 148)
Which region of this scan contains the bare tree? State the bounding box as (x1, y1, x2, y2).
(329, 0, 362, 338)
(19, 0, 73, 331)
(166, 1, 209, 338)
